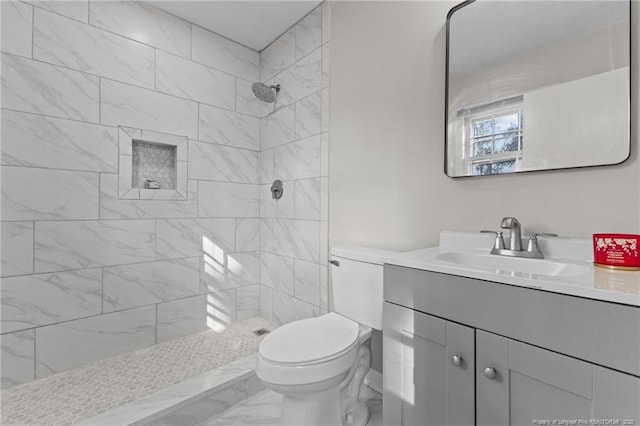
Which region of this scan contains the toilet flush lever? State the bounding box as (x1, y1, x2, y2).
(329, 260, 340, 267)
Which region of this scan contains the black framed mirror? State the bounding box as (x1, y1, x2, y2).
(445, 0, 631, 177)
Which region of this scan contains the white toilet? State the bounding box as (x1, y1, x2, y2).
(256, 246, 393, 426)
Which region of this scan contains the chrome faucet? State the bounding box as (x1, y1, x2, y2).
(500, 217, 522, 251)
(485, 217, 557, 259)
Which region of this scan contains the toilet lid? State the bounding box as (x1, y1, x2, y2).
(259, 313, 359, 365)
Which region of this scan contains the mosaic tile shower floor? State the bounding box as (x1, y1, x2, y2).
(1, 317, 272, 426)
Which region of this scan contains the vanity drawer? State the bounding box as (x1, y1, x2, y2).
(384, 265, 640, 376)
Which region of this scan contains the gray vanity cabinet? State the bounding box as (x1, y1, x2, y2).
(383, 266, 640, 426)
(476, 330, 640, 426)
(383, 302, 474, 426)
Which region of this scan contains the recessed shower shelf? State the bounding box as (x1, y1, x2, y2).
(118, 126, 188, 201)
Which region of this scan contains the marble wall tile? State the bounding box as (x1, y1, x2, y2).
(295, 91, 322, 139)
(1, 111, 117, 173)
(1, 222, 33, 278)
(273, 291, 318, 325)
(33, 9, 155, 89)
(294, 178, 321, 220)
(236, 218, 260, 252)
(103, 258, 200, 313)
(260, 286, 273, 321)
(261, 105, 295, 151)
(295, 6, 322, 60)
(236, 78, 267, 118)
(189, 141, 258, 184)
(320, 221, 329, 264)
(192, 26, 259, 82)
(261, 29, 295, 81)
(271, 48, 321, 107)
(322, 1, 330, 44)
(260, 219, 320, 263)
(89, 0, 191, 58)
(1, 268, 102, 333)
(294, 259, 320, 306)
(321, 87, 330, 132)
(260, 181, 294, 219)
(156, 51, 235, 110)
(273, 135, 322, 181)
(156, 218, 236, 259)
(1, 330, 34, 389)
(259, 149, 274, 184)
(260, 252, 294, 296)
(199, 105, 260, 151)
(2, 52, 99, 122)
(34, 220, 155, 272)
(322, 42, 330, 88)
(205, 289, 237, 331)
(157, 295, 208, 343)
(35, 305, 156, 378)
(321, 132, 329, 177)
(1, 1, 33, 57)
(320, 263, 328, 311)
(101, 79, 198, 140)
(1, 166, 99, 221)
(100, 174, 198, 219)
(201, 251, 260, 293)
(321, 176, 329, 222)
(26, 0, 88, 22)
(198, 181, 259, 218)
(237, 284, 260, 320)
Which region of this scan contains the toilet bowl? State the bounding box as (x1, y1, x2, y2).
(256, 246, 394, 426)
(257, 313, 372, 426)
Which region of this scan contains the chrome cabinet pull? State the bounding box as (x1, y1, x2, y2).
(451, 354, 463, 367)
(483, 366, 497, 380)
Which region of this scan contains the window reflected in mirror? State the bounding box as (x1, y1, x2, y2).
(445, 0, 631, 177)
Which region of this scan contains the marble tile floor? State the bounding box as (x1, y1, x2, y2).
(1, 316, 273, 426)
(200, 386, 383, 426)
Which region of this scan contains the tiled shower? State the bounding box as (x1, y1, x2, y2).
(1, 0, 330, 391)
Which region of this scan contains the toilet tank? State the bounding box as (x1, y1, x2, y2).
(330, 246, 396, 330)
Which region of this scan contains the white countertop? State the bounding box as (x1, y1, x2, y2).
(384, 231, 640, 307)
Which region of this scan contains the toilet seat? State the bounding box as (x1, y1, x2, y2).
(260, 313, 360, 366)
(256, 313, 363, 387)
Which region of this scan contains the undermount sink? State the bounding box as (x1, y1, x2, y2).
(436, 251, 589, 277)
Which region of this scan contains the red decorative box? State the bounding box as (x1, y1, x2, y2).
(593, 234, 640, 270)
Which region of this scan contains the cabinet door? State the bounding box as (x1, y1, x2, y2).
(383, 302, 474, 426)
(476, 330, 640, 426)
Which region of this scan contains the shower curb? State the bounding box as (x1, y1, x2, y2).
(77, 354, 263, 426)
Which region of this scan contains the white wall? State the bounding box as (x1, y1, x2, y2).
(329, 0, 639, 252)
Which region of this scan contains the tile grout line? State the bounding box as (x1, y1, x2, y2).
(30, 3, 35, 60)
(101, 267, 104, 314)
(32, 220, 36, 274)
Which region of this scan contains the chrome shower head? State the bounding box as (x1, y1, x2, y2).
(251, 82, 281, 103)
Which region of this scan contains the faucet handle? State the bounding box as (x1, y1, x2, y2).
(526, 233, 542, 254)
(531, 232, 558, 238)
(481, 230, 506, 250)
(526, 232, 556, 253)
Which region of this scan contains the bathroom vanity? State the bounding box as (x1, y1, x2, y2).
(382, 232, 640, 426)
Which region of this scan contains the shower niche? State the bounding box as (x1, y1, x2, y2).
(118, 126, 188, 200)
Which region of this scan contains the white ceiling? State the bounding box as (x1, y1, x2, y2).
(147, 1, 322, 51)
